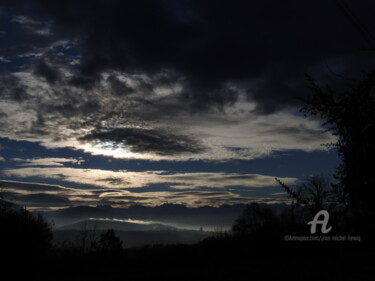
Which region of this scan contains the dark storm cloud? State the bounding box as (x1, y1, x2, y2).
(180, 81, 239, 111)
(13, 193, 70, 206)
(0, 71, 29, 102)
(106, 74, 134, 96)
(79, 127, 206, 156)
(0, 111, 7, 118)
(43, 99, 102, 120)
(0, 180, 71, 192)
(2, 0, 375, 112)
(33, 60, 61, 84)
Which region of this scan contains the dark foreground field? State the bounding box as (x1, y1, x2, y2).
(2, 199, 374, 280)
(4, 235, 374, 281)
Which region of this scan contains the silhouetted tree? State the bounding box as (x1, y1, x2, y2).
(232, 203, 279, 238)
(276, 175, 337, 215)
(99, 229, 123, 254)
(76, 221, 100, 253)
(0, 199, 53, 259)
(302, 72, 375, 218)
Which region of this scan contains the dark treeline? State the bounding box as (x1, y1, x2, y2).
(1, 197, 373, 281)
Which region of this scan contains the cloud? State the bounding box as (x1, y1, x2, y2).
(0, 56, 11, 63)
(0, 156, 5, 162)
(2, 0, 356, 161)
(0, 71, 30, 102)
(0, 64, 335, 161)
(12, 15, 53, 36)
(2, 0, 375, 110)
(0, 180, 90, 209)
(91, 190, 290, 208)
(0, 180, 75, 193)
(12, 193, 70, 206)
(12, 157, 85, 166)
(164, 173, 296, 190)
(0, 180, 86, 209)
(12, 15, 52, 36)
(1, 166, 297, 190)
(0, 179, 289, 210)
(79, 127, 206, 156)
(32, 60, 62, 84)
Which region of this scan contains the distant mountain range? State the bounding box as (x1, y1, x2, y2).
(41, 203, 288, 230)
(54, 228, 212, 248)
(58, 218, 178, 231)
(0, 198, 23, 211)
(41, 203, 248, 230)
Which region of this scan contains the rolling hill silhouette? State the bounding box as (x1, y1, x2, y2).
(58, 218, 178, 231)
(42, 203, 288, 229)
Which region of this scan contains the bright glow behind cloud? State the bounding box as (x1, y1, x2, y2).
(0, 69, 335, 162)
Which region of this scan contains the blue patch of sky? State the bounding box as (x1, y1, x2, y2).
(0, 14, 79, 72)
(0, 137, 340, 175)
(0, 137, 340, 188)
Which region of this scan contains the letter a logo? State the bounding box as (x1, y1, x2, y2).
(307, 210, 332, 234)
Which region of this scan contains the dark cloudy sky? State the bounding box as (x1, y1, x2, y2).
(0, 0, 374, 210)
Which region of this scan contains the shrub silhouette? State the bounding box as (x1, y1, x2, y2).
(276, 175, 340, 215)
(232, 203, 280, 239)
(75, 221, 100, 253)
(99, 229, 123, 254)
(302, 72, 375, 218)
(0, 199, 53, 258)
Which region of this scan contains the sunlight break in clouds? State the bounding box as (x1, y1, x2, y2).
(0, 61, 336, 162)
